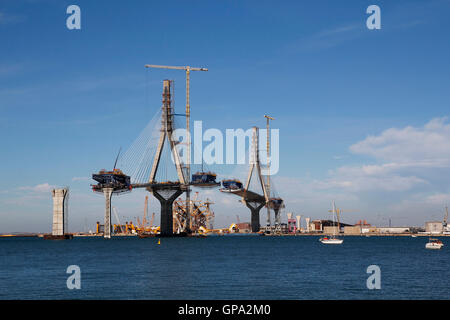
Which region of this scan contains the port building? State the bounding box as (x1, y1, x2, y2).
(377, 227, 410, 234)
(425, 221, 443, 234)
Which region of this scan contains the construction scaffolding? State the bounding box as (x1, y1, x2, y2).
(173, 192, 215, 234)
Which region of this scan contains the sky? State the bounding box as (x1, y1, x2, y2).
(1, 0, 450, 233)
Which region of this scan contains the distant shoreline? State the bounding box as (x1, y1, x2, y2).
(1, 233, 449, 238)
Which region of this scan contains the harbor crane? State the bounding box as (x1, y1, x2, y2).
(328, 207, 358, 232)
(145, 64, 208, 233)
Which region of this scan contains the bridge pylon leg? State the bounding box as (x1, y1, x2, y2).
(152, 189, 183, 236)
(103, 187, 113, 239)
(273, 207, 282, 233)
(274, 208, 281, 225)
(245, 201, 265, 233)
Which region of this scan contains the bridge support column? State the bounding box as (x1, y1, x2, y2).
(245, 201, 265, 233)
(103, 188, 113, 239)
(274, 207, 281, 233)
(274, 208, 281, 226)
(152, 189, 183, 236)
(51, 188, 68, 236)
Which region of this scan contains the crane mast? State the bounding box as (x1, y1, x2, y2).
(143, 195, 148, 226)
(264, 115, 274, 231)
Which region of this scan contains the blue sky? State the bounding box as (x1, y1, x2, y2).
(1, 0, 450, 232)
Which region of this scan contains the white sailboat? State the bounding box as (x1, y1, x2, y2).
(320, 201, 343, 244)
(425, 238, 444, 250)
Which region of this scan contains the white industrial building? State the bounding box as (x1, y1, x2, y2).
(377, 227, 410, 234)
(425, 221, 443, 234)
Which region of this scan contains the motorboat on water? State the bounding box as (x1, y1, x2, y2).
(319, 236, 344, 244)
(425, 238, 444, 250)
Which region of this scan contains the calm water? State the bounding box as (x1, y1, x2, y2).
(0, 235, 449, 300)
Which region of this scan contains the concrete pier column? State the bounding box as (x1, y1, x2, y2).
(103, 188, 113, 239)
(152, 189, 183, 236)
(52, 188, 69, 236)
(245, 201, 265, 232)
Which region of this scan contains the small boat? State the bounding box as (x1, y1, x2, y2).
(319, 236, 344, 244)
(425, 238, 444, 250)
(411, 235, 417, 238)
(320, 201, 343, 245)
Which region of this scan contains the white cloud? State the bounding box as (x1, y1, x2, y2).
(425, 193, 450, 205)
(267, 118, 450, 225)
(316, 117, 450, 192)
(322, 164, 427, 192)
(350, 117, 450, 163)
(18, 183, 56, 193)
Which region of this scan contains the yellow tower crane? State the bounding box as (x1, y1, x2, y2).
(143, 195, 149, 227)
(264, 115, 274, 229)
(328, 207, 358, 233)
(144, 64, 208, 233)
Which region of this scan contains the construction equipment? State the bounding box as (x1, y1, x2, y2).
(136, 196, 157, 234)
(328, 207, 341, 231)
(112, 207, 125, 234)
(172, 193, 215, 234)
(228, 223, 238, 233)
(137, 217, 143, 230)
(328, 206, 359, 232)
(143, 195, 148, 226)
(145, 64, 208, 234)
(204, 199, 215, 230)
(91, 149, 132, 194)
(149, 212, 155, 228)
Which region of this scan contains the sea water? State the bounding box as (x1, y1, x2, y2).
(0, 236, 448, 299)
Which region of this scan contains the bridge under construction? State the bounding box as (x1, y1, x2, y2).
(91, 65, 284, 238)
